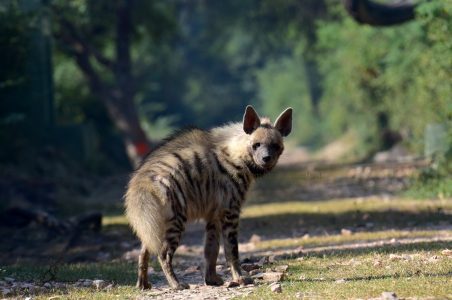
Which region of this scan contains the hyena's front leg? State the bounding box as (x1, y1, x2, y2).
(222, 211, 254, 286)
(158, 214, 189, 290)
(204, 221, 224, 286)
(137, 245, 151, 289)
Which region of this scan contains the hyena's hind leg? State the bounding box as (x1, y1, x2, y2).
(222, 210, 254, 286)
(204, 221, 224, 286)
(158, 213, 189, 290)
(136, 245, 151, 289)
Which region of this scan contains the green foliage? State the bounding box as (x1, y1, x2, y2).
(5, 0, 451, 165)
(316, 0, 452, 155)
(0, 2, 33, 157)
(0, 1, 28, 92)
(255, 55, 320, 146)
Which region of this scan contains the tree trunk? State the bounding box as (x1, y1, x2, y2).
(102, 92, 151, 168)
(51, 0, 151, 167)
(343, 0, 416, 26)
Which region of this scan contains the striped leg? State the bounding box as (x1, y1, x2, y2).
(204, 221, 223, 286)
(222, 211, 253, 286)
(136, 244, 151, 289)
(158, 215, 189, 290)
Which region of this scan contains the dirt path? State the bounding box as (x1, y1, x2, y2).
(1, 150, 451, 299)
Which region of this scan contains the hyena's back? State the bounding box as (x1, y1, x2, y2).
(125, 128, 219, 254)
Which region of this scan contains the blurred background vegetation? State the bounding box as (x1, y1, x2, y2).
(0, 0, 450, 176)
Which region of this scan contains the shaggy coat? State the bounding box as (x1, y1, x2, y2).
(125, 105, 292, 289)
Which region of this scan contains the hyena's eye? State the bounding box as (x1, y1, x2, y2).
(271, 143, 281, 151)
(252, 142, 261, 150)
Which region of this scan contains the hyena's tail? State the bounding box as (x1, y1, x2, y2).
(124, 184, 168, 254)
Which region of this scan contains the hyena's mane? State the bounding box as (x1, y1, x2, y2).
(138, 126, 205, 166)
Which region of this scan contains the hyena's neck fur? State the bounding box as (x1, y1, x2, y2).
(210, 122, 256, 179)
(211, 121, 272, 178)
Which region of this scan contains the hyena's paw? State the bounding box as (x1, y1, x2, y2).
(237, 275, 254, 286)
(171, 282, 190, 290)
(136, 278, 151, 290)
(205, 273, 224, 286)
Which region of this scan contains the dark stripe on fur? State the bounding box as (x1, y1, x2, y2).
(173, 153, 195, 188)
(194, 152, 203, 176)
(259, 123, 273, 129)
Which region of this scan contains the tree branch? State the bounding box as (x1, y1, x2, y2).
(343, 0, 416, 26)
(50, 4, 115, 70)
(115, 0, 134, 98)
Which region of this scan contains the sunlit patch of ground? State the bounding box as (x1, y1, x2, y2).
(2, 161, 451, 299)
(246, 245, 452, 299)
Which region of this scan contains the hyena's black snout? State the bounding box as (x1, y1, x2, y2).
(257, 150, 277, 168)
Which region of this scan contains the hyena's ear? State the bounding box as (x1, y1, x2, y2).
(243, 105, 261, 134)
(274, 107, 293, 137)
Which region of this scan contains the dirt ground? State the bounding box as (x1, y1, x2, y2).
(1, 149, 451, 299)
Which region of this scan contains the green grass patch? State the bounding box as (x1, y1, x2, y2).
(3, 262, 137, 284)
(256, 229, 452, 251)
(243, 197, 452, 218)
(404, 176, 452, 200)
(245, 243, 452, 299)
(1, 261, 164, 300)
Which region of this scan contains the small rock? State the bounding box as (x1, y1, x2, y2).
(428, 255, 439, 263)
(146, 267, 155, 276)
(389, 254, 402, 261)
(381, 291, 398, 300)
(269, 282, 282, 293)
(295, 292, 304, 298)
(48, 296, 61, 300)
(97, 252, 111, 261)
(224, 281, 240, 288)
(122, 249, 140, 261)
(390, 238, 397, 244)
(249, 269, 262, 276)
(120, 241, 132, 249)
(348, 258, 361, 266)
(180, 244, 192, 252)
(441, 249, 452, 256)
(373, 260, 383, 267)
(82, 279, 93, 287)
(302, 233, 310, 240)
(93, 279, 107, 290)
(22, 283, 35, 290)
(257, 256, 269, 267)
(274, 265, 289, 272)
(299, 274, 307, 280)
(341, 228, 352, 236)
(1, 288, 12, 296)
(249, 234, 261, 244)
(43, 282, 52, 289)
(250, 272, 264, 280)
(365, 222, 375, 228)
(268, 255, 276, 263)
(3, 277, 15, 283)
(401, 254, 412, 260)
(241, 263, 260, 272)
(182, 266, 199, 276)
(262, 272, 284, 282)
(105, 283, 114, 290)
(335, 279, 346, 284)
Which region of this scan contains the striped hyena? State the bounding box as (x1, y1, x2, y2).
(125, 105, 292, 290)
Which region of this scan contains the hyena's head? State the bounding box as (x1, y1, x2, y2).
(242, 105, 292, 175)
